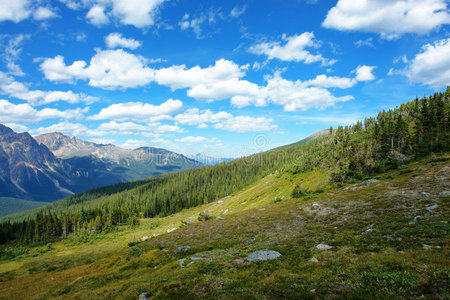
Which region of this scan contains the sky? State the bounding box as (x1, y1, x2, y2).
(0, 0, 449, 158)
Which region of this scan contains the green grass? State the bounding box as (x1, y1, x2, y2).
(0, 197, 49, 218)
(0, 154, 448, 299)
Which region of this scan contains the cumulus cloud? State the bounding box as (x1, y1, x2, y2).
(0, 71, 98, 106)
(405, 38, 450, 88)
(174, 108, 276, 133)
(176, 136, 219, 143)
(89, 99, 183, 121)
(213, 116, 276, 133)
(105, 33, 141, 49)
(354, 38, 374, 48)
(323, 0, 450, 39)
(3, 122, 29, 133)
(249, 32, 337, 66)
(0, 0, 58, 23)
(76, 0, 166, 28)
(40, 49, 155, 89)
(154, 58, 246, 90)
(354, 65, 376, 82)
(175, 108, 231, 126)
(121, 139, 150, 149)
(0, 0, 31, 23)
(33, 7, 58, 20)
(0, 99, 87, 122)
(30, 121, 102, 137)
(98, 121, 184, 136)
(86, 5, 110, 26)
(111, 0, 165, 28)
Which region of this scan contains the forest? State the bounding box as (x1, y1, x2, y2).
(0, 88, 448, 245)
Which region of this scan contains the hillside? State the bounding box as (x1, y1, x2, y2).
(0, 197, 48, 217)
(0, 90, 448, 298)
(0, 90, 448, 243)
(0, 124, 74, 202)
(35, 132, 203, 182)
(0, 154, 448, 299)
(0, 127, 203, 214)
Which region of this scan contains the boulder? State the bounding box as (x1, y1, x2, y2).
(139, 292, 148, 300)
(309, 257, 319, 263)
(439, 191, 450, 196)
(246, 250, 282, 262)
(174, 246, 191, 254)
(362, 179, 380, 186)
(316, 244, 333, 250)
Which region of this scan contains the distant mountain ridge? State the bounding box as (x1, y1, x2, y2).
(0, 125, 203, 204)
(187, 153, 234, 165)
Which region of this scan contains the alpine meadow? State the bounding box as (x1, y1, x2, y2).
(0, 0, 449, 299)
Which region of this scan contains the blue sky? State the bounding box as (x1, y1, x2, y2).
(0, 0, 449, 157)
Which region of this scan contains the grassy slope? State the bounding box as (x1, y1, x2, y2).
(0, 198, 49, 218)
(0, 155, 448, 299)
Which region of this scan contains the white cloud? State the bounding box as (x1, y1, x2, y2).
(213, 116, 276, 133)
(354, 65, 376, 82)
(354, 38, 374, 48)
(110, 0, 165, 28)
(0, 71, 98, 106)
(105, 32, 141, 49)
(0, 99, 87, 123)
(179, 13, 204, 38)
(230, 5, 246, 18)
(176, 136, 219, 143)
(86, 5, 110, 26)
(121, 139, 150, 149)
(89, 138, 116, 145)
(305, 74, 356, 89)
(30, 121, 99, 137)
(3, 122, 29, 132)
(76, 32, 87, 42)
(174, 108, 276, 133)
(249, 32, 336, 66)
(97, 121, 183, 137)
(154, 58, 245, 90)
(33, 7, 58, 20)
(257, 73, 353, 111)
(0, 0, 31, 23)
(187, 78, 260, 101)
(323, 0, 450, 39)
(80, 0, 166, 28)
(174, 108, 231, 126)
(89, 99, 182, 121)
(40, 49, 155, 89)
(1, 34, 30, 76)
(405, 38, 450, 88)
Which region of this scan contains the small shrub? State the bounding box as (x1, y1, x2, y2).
(198, 211, 213, 221)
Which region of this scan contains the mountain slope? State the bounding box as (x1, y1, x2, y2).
(35, 132, 202, 181)
(0, 197, 49, 217)
(0, 154, 448, 299)
(0, 124, 74, 202)
(187, 153, 233, 165)
(0, 127, 203, 208)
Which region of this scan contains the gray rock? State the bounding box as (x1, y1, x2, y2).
(174, 246, 190, 254)
(420, 192, 430, 195)
(423, 244, 431, 250)
(309, 257, 319, 263)
(439, 191, 450, 196)
(245, 237, 256, 243)
(190, 255, 207, 261)
(246, 250, 282, 262)
(362, 179, 380, 186)
(186, 261, 195, 267)
(362, 228, 373, 235)
(179, 258, 186, 267)
(426, 204, 438, 212)
(139, 292, 148, 300)
(316, 244, 333, 250)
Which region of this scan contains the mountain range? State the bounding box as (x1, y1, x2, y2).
(0, 124, 202, 204)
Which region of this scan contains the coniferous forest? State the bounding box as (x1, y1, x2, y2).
(1, 89, 449, 245)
